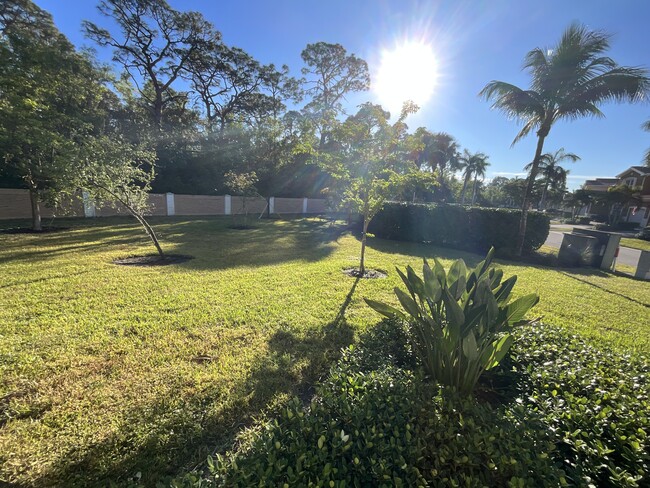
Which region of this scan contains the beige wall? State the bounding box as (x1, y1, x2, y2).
(0, 189, 84, 220)
(0, 189, 327, 220)
(174, 194, 225, 215)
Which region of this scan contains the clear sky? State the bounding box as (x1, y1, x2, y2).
(35, 0, 650, 189)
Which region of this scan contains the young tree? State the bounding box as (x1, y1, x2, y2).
(332, 102, 423, 275)
(481, 22, 649, 256)
(78, 136, 163, 256)
(224, 170, 260, 228)
(0, 0, 107, 230)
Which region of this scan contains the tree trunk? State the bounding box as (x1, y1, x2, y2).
(29, 188, 42, 232)
(460, 174, 471, 205)
(539, 181, 549, 210)
(134, 213, 164, 258)
(471, 177, 478, 205)
(516, 133, 547, 257)
(359, 216, 369, 275)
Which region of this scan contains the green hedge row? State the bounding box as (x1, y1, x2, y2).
(367, 203, 550, 254)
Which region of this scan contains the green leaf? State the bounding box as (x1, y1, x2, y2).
(423, 261, 442, 302)
(462, 331, 479, 361)
(406, 265, 425, 298)
(395, 287, 420, 319)
(504, 294, 539, 324)
(447, 259, 467, 300)
(494, 276, 517, 304)
(364, 298, 405, 320)
(442, 289, 465, 333)
(486, 334, 513, 369)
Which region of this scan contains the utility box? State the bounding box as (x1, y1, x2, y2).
(636, 250, 650, 280)
(558, 233, 599, 267)
(571, 228, 621, 270)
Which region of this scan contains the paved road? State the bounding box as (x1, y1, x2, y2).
(545, 231, 641, 268)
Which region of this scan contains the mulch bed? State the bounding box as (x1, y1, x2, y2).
(113, 254, 194, 267)
(342, 268, 387, 279)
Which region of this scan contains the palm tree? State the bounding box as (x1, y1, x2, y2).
(524, 148, 579, 209)
(471, 156, 490, 205)
(458, 150, 488, 204)
(480, 23, 649, 256)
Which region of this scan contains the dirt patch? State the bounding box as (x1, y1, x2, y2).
(1, 226, 70, 234)
(113, 254, 194, 267)
(342, 268, 387, 279)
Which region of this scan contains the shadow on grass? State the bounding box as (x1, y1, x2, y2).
(0, 216, 348, 270)
(34, 276, 358, 488)
(560, 270, 650, 308)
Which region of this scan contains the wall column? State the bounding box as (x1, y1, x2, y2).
(82, 191, 96, 218)
(166, 192, 175, 216)
(302, 197, 308, 214)
(269, 196, 275, 214)
(225, 194, 231, 215)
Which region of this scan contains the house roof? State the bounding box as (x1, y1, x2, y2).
(616, 166, 650, 178)
(583, 178, 618, 187)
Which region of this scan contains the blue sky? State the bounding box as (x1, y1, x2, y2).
(36, 0, 650, 189)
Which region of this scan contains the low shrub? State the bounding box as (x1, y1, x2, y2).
(368, 202, 550, 254)
(510, 326, 649, 487)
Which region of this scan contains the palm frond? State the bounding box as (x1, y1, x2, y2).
(512, 118, 539, 146)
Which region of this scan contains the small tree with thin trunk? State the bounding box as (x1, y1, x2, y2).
(331, 102, 422, 276)
(79, 136, 163, 257)
(224, 170, 260, 228)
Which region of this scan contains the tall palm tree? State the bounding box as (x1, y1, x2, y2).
(429, 132, 460, 180)
(471, 155, 490, 205)
(524, 148, 579, 209)
(480, 23, 649, 256)
(458, 150, 488, 204)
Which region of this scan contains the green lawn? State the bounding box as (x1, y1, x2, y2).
(621, 237, 650, 252)
(1, 217, 648, 487)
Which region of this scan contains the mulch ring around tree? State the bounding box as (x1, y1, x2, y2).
(1, 226, 70, 234)
(113, 254, 194, 267)
(342, 268, 387, 279)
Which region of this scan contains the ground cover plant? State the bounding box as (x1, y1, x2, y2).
(0, 217, 648, 487)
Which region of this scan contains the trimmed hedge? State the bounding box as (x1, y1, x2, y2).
(367, 203, 550, 254)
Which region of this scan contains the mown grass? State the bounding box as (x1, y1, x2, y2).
(621, 237, 650, 252)
(1, 216, 648, 487)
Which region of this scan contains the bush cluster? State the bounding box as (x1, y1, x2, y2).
(367, 203, 550, 254)
(168, 322, 649, 488)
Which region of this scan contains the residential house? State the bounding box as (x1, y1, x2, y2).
(616, 166, 650, 227)
(577, 166, 650, 227)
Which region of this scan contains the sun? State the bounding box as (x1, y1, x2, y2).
(373, 40, 438, 114)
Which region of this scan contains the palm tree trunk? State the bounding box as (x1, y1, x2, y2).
(516, 133, 547, 257)
(460, 173, 471, 205)
(471, 176, 478, 205)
